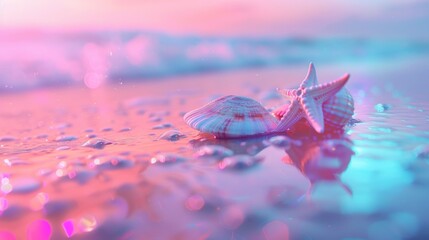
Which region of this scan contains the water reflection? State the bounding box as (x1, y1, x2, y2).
(190, 132, 354, 195)
(189, 134, 270, 156)
(26, 219, 52, 240)
(186, 133, 353, 239)
(283, 137, 354, 194)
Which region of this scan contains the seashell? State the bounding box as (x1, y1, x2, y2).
(323, 88, 354, 129)
(184, 95, 279, 138)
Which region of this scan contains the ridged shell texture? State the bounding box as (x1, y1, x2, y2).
(184, 95, 279, 138)
(323, 88, 354, 128)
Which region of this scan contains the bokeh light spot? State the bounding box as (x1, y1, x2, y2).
(26, 219, 52, 240)
(185, 194, 205, 211)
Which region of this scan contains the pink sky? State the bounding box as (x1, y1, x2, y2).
(1, 0, 428, 38)
(0, 0, 414, 35)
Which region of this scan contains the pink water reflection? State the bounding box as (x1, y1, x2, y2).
(62, 220, 74, 238)
(26, 219, 52, 240)
(0, 231, 15, 240)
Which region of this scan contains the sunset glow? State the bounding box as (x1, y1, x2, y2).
(1, 1, 429, 239)
(1, 0, 427, 38)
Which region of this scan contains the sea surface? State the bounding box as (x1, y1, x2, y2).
(1, 31, 428, 91)
(0, 33, 429, 239)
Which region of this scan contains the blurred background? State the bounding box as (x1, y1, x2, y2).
(0, 0, 428, 91)
(1, 2, 429, 239)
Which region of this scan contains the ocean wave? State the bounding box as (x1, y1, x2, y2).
(0, 31, 427, 91)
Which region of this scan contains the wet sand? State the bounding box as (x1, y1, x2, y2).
(1, 59, 429, 239)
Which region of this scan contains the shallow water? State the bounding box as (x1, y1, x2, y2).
(2, 31, 428, 91)
(1, 57, 429, 239)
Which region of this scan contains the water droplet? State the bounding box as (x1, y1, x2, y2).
(195, 145, 233, 160)
(86, 133, 97, 138)
(102, 127, 113, 132)
(82, 138, 112, 149)
(149, 116, 162, 122)
(36, 134, 49, 139)
(10, 178, 41, 194)
(218, 155, 263, 170)
(374, 103, 392, 112)
(50, 123, 72, 130)
(0, 136, 16, 142)
(152, 123, 173, 129)
(3, 158, 30, 167)
(56, 146, 70, 151)
(43, 200, 75, 216)
(159, 130, 186, 141)
(119, 127, 131, 132)
(55, 168, 96, 185)
(55, 135, 77, 142)
(150, 153, 187, 164)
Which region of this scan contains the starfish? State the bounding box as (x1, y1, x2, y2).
(274, 62, 350, 133)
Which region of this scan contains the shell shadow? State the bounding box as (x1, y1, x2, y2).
(188, 133, 271, 156)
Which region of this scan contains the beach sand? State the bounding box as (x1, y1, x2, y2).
(1, 59, 429, 239)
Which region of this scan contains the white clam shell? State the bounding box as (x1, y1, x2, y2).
(323, 88, 354, 129)
(184, 95, 279, 138)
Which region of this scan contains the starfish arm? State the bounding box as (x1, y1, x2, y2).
(301, 97, 325, 133)
(273, 104, 290, 119)
(276, 88, 295, 99)
(307, 73, 349, 103)
(275, 100, 304, 132)
(300, 62, 318, 88)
